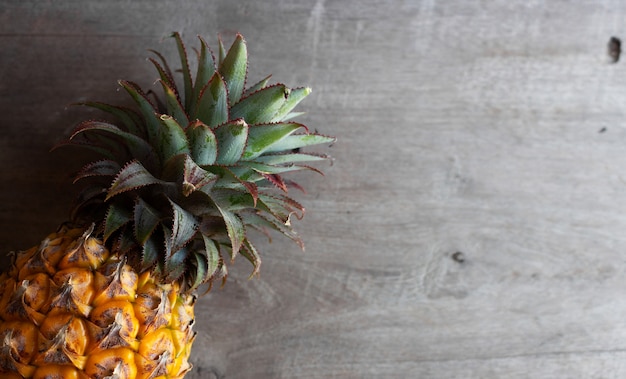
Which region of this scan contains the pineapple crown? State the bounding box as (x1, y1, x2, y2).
(60, 32, 334, 293)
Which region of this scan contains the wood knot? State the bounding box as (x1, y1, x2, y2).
(451, 251, 465, 263)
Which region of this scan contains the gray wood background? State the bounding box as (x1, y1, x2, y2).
(2, 0, 626, 378)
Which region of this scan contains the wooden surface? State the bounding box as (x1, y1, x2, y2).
(3, 0, 626, 377)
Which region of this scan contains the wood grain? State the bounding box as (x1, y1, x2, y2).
(3, 0, 626, 377)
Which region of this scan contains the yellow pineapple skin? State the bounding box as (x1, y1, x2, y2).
(0, 225, 196, 379)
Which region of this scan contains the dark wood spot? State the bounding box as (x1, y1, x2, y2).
(452, 251, 465, 263)
(608, 36, 621, 63)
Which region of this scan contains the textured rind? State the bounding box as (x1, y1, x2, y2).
(0, 225, 195, 378)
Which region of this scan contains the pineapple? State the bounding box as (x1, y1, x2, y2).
(0, 33, 333, 378)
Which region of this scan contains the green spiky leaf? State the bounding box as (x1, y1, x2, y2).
(70, 120, 157, 166)
(148, 49, 175, 88)
(240, 239, 261, 277)
(202, 235, 221, 279)
(103, 204, 132, 242)
(252, 152, 329, 165)
(258, 193, 304, 225)
(243, 211, 304, 250)
(115, 226, 138, 254)
(53, 138, 116, 160)
(164, 154, 219, 197)
(134, 198, 161, 244)
(74, 160, 122, 183)
(230, 84, 288, 124)
(158, 80, 189, 127)
(219, 34, 247, 105)
(191, 36, 217, 115)
(158, 115, 191, 161)
(214, 119, 248, 165)
(165, 247, 189, 282)
(263, 133, 336, 154)
(119, 80, 162, 147)
(241, 161, 323, 176)
(244, 74, 272, 97)
(107, 160, 171, 200)
(189, 249, 209, 291)
(212, 201, 245, 258)
(208, 166, 258, 203)
(78, 102, 145, 137)
(171, 32, 193, 110)
(149, 58, 178, 96)
(209, 188, 256, 212)
(261, 172, 288, 192)
(186, 120, 218, 166)
(281, 111, 307, 121)
(182, 155, 218, 196)
(242, 122, 304, 160)
(217, 35, 226, 66)
(272, 87, 312, 122)
(195, 72, 229, 127)
(169, 198, 199, 252)
(141, 235, 161, 271)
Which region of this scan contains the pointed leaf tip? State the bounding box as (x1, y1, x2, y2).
(107, 160, 170, 200)
(192, 35, 217, 113)
(171, 32, 193, 110)
(119, 80, 162, 149)
(219, 33, 248, 105)
(74, 160, 122, 183)
(212, 202, 245, 259)
(158, 79, 189, 126)
(271, 87, 312, 122)
(241, 239, 262, 278)
(195, 71, 229, 127)
(69, 120, 157, 166)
